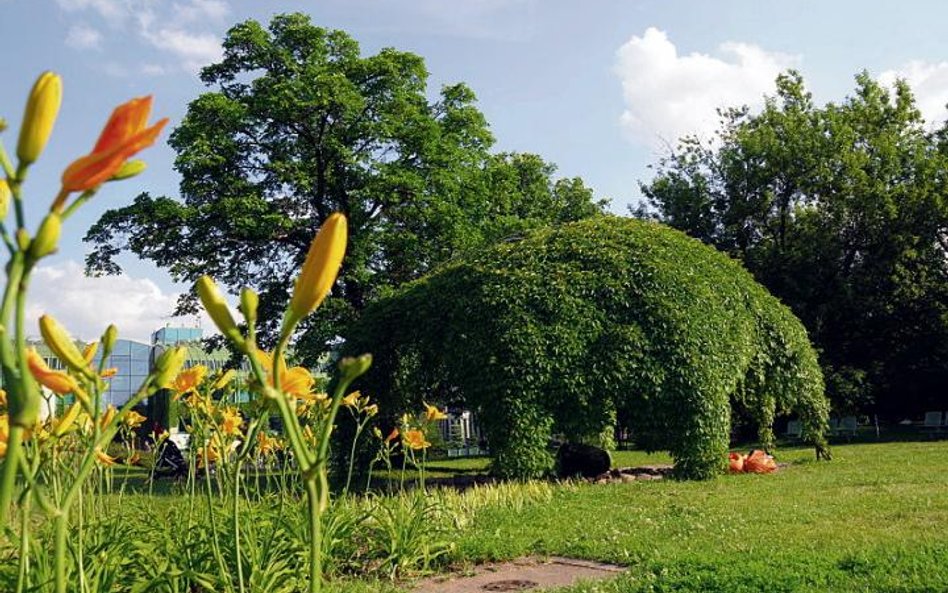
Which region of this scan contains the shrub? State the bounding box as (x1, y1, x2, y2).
(346, 216, 830, 479)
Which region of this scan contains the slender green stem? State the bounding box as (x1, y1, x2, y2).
(0, 140, 16, 179)
(344, 425, 361, 495)
(0, 222, 15, 255)
(203, 450, 231, 591)
(304, 479, 323, 593)
(15, 491, 30, 593)
(233, 460, 245, 593)
(53, 507, 70, 593)
(60, 189, 94, 220)
(12, 164, 27, 232)
(0, 256, 26, 526)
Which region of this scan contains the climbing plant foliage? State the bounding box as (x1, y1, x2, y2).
(346, 216, 830, 479)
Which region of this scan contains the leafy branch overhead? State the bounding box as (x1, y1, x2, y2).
(84, 12, 607, 354)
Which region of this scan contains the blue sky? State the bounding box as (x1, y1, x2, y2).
(3, 0, 948, 341)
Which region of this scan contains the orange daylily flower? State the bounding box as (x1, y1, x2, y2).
(0, 389, 6, 407)
(219, 407, 243, 436)
(256, 430, 281, 455)
(197, 442, 221, 468)
(402, 429, 430, 450)
(94, 447, 117, 467)
(384, 427, 399, 443)
(173, 365, 208, 397)
(27, 348, 82, 396)
(60, 96, 168, 195)
(101, 367, 118, 378)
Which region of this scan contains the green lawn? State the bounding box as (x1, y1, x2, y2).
(421, 441, 948, 593)
(14, 441, 943, 592)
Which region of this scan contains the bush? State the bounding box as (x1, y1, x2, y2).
(346, 216, 830, 479)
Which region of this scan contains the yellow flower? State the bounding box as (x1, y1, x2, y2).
(94, 447, 117, 467)
(364, 404, 379, 417)
(197, 441, 220, 467)
(173, 365, 208, 396)
(82, 341, 99, 365)
(341, 391, 360, 408)
(17, 71, 62, 165)
(283, 213, 347, 333)
(219, 407, 243, 436)
(99, 405, 117, 430)
(0, 389, 6, 407)
(424, 402, 447, 422)
(27, 348, 82, 396)
(256, 431, 280, 455)
(255, 350, 314, 399)
(403, 429, 430, 450)
(60, 96, 167, 194)
(123, 410, 147, 429)
(0, 414, 9, 457)
(100, 367, 118, 378)
(183, 392, 214, 415)
(212, 369, 237, 391)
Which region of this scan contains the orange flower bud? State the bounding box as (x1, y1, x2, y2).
(26, 348, 82, 396)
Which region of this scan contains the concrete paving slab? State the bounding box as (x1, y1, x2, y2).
(412, 556, 625, 592)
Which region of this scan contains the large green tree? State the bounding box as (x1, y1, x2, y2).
(346, 217, 829, 479)
(639, 71, 948, 418)
(85, 13, 605, 354)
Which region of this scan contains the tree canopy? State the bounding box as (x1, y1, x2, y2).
(84, 13, 605, 354)
(345, 216, 830, 479)
(639, 71, 948, 419)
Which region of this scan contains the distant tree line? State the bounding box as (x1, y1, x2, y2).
(638, 71, 948, 420)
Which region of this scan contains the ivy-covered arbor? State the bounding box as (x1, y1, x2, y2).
(346, 216, 830, 479)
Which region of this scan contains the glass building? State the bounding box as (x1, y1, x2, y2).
(28, 326, 240, 414)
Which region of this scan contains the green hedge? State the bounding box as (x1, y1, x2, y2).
(346, 216, 829, 479)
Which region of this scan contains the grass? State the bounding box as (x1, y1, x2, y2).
(9, 441, 943, 592)
(428, 441, 948, 593)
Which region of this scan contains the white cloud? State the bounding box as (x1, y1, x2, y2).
(65, 24, 103, 49)
(878, 60, 948, 127)
(56, 0, 227, 73)
(141, 63, 168, 76)
(25, 260, 218, 344)
(55, 0, 127, 26)
(615, 28, 799, 147)
(140, 27, 223, 73)
(171, 0, 229, 24)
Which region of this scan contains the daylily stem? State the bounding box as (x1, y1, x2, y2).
(305, 479, 323, 593)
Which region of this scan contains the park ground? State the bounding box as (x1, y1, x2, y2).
(365, 440, 948, 593)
